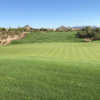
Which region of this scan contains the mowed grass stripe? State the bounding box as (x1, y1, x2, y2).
(77, 46, 86, 60)
(65, 45, 72, 60)
(1, 43, 100, 61)
(62, 44, 67, 59)
(80, 46, 91, 60)
(46, 46, 56, 57)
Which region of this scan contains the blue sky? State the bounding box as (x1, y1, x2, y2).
(0, 0, 100, 28)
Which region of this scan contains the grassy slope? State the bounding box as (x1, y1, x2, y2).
(12, 31, 81, 44)
(0, 32, 100, 100)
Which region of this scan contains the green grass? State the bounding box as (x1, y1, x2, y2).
(12, 31, 81, 44)
(0, 32, 100, 100)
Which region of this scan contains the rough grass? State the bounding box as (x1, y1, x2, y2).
(12, 31, 82, 44)
(0, 41, 100, 100)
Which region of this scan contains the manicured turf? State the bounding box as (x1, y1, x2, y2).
(0, 32, 100, 100)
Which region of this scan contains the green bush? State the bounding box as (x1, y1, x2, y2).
(76, 26, 100, 41)
(93, 32, 100, 40)
(40, 28, 48, 31)
(0, 27, 7, 32)
(76, 31, 88, 38)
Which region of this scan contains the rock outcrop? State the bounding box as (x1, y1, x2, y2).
(0, 32, 27, 46)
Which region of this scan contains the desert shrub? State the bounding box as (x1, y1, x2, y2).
(76, 31, 88, 38)
(16, 27, 25, 32)
(8, 28, 16, 32)
(76, 26, 100, 41)
(85, 26, 93, 33)
(0, 27, 7, 32)
(93, 32, 100, 40)
(95, 28, 100, 32)
(40, 28, 48, 31)
(0, 31, 8, 39)
(30, 28, 38, 32)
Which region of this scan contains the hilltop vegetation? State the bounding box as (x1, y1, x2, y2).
(76, 26, 100, 41)
(0, 25, 74, 45)
(1, 25, 100, 45)
(0, 26, 31, 46)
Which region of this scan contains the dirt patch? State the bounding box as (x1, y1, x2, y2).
(84, 38, 93, 42)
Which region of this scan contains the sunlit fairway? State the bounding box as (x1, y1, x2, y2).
(0, 32, 100, 100)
